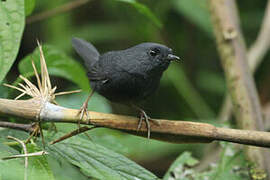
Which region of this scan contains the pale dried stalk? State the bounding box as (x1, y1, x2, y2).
(6, 136, 28, 180)
(4, 41, 80, 102)
(2, 151, 48, 160)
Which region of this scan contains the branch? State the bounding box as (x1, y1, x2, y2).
(0, 121, 36, 133)
(218, 0, 270, 121)
(1, 98, 270, 148)
(26, 0, 90, 24)
(209, 0, 270, 175)
(263, 103, 270, 130)
(248, 0, 270, 72)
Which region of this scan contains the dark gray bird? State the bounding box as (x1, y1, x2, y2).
(72, 37, 179, 138)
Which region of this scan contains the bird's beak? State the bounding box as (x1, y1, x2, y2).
(167, 54, 180, 62)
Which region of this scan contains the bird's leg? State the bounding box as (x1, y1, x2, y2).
(77, 89, 95, 126)
(131, 105, 160, 139)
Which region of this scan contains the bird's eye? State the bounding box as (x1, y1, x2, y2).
(149, 48, 160, 57)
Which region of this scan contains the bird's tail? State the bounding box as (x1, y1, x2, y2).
(71, 37, 100, 69)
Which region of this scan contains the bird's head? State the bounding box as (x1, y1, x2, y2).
(133, 42, 180, 73)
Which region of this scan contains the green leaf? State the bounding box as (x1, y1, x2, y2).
(0, 80, 8, 98)
(0, 143, 25, 179)
(26, 143, 55, 180)
(117, 0, 162, 28)
(0, 0, 25, 84)
(0, 129, 87, 180)
(207, 143, 249, 180)
(47, 155, 89, 180)
(24, 0, 35, 16)
(163, 151, 199, 180)
(164, 144, 249, 180)
(18, 45, 90, 91)
(173, 0, 212, 35)
(47, 133, 158, 180)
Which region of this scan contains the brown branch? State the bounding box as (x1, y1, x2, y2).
(248, 0, 270, 72)
(209, 0, 270, 175)
(218, 0, 270, 122)
(1, 98, 270, 148)
(50, 126, 95, 145)
(263, 103, 270, 130)
(0, 121, 36, 133)
(26, 0, 90, 24)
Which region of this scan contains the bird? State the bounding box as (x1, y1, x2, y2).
(72, 37, 180, 138)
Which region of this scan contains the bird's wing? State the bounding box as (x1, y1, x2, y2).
(87, 62, 108, 81)
(72, 37, 100, 70)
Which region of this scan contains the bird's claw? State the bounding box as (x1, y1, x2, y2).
(137, 110, 159, 139)
(77, 102, 91, 127)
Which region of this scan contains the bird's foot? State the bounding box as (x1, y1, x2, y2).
(137, 109, 159, 139)
(77, 101, 91, 128)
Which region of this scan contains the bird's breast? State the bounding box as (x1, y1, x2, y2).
(93, 70, 162, 104)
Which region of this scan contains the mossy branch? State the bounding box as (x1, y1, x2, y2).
(209, 0, 270, 175)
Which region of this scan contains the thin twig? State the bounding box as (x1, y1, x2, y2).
(32, 59, 42, 91)
(7, 136, 28, 180)
(26, 0, 90, 24)
(3, 83, 28, 95)
(50, 126, 96, 145)
(248, 0, 270, 72)
(0, 121, 36, 133)
(54, 89, 81, 96)
(2, 151, 48, 160)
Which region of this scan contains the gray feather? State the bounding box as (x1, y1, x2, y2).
(72, 37, 100, 69)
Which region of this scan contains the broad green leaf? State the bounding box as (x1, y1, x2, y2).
(18, 45, 90, 91)
(0, 130, 87, 180)
(117, 0, 162, 28)
(47, 133, 158, 180)
(25, 0, 35, 16)
(47, 155, 89, 180)
(0, 143, 25, 180)
(26, 143, 55, 180)
(0, 0, 25, 84)
(0, 80, 8, 98)
(173, 0, 212, 35)
(0, 130, 54, 180)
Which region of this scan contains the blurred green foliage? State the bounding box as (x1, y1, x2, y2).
(19, 45, 90, 91)
(0, 0, 269, 179)
(164, 143, 249, 180)
(0, 0, 25, 83)
(24, 0, 36, 16)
